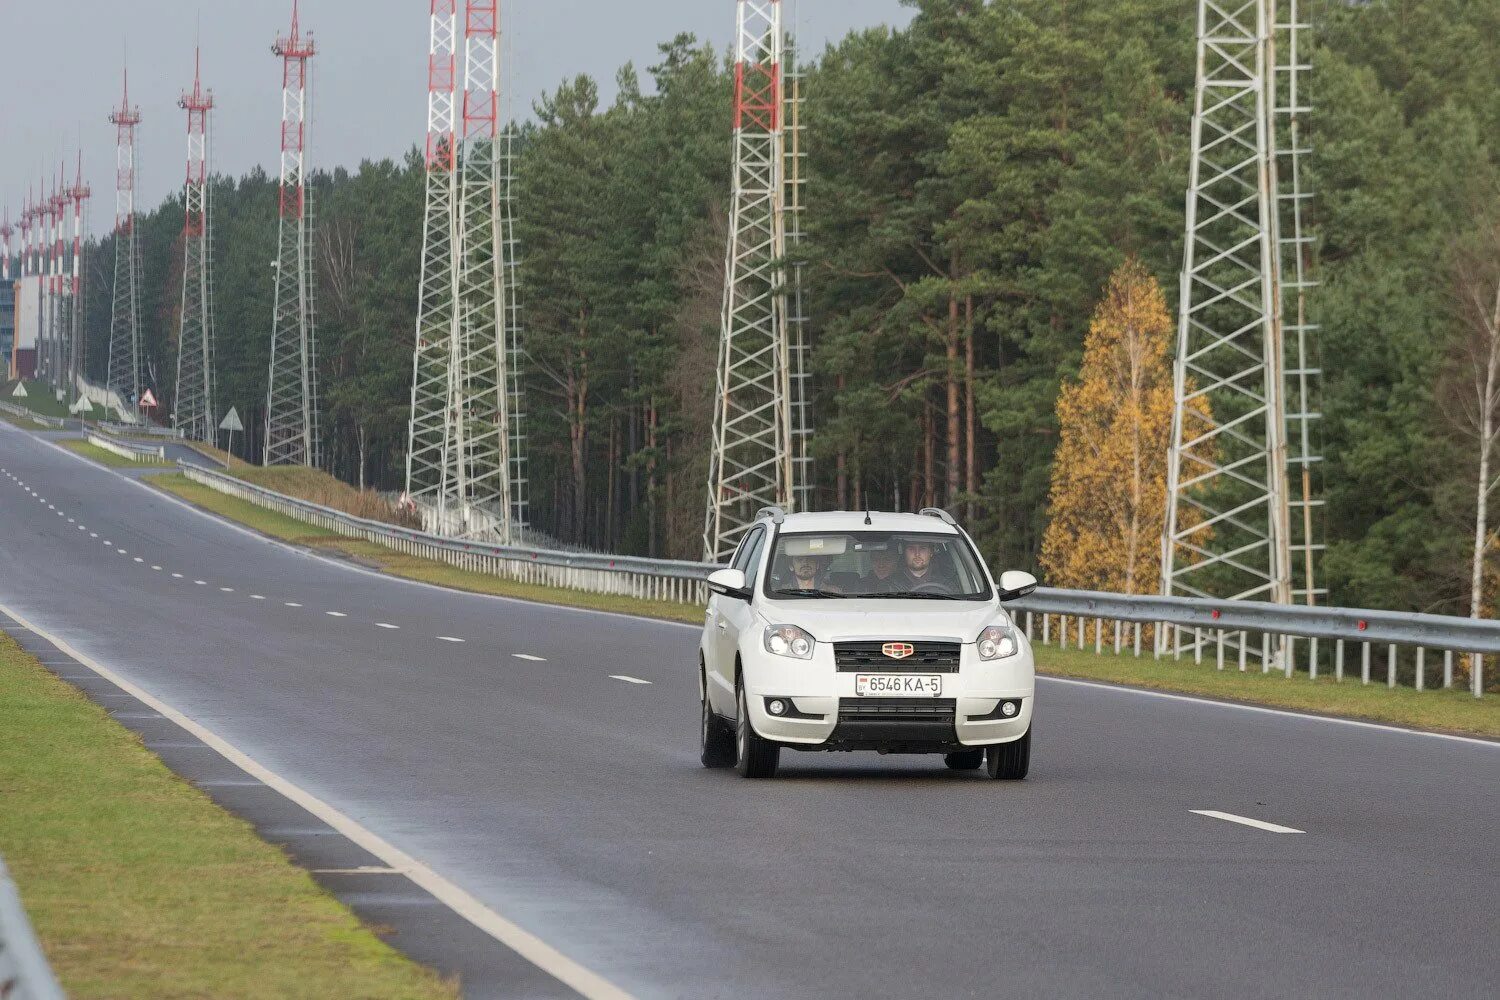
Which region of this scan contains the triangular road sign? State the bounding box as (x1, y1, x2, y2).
(69, 396, 95, 414)
(219, 407, 244, 433)
(12, 382, 28, 398)
(140, 388, 158, 409)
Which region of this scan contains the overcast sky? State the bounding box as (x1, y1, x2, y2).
(0, 1, 912, 238)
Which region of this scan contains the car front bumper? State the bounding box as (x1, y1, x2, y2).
(741, 642, 1034, 749)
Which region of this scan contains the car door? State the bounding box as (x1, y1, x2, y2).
(719, 528, 768, 710)
(707, 528, 762, 711)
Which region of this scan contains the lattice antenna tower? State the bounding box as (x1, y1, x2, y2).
(67, 155, 91, 391)
(704, 0, 797, 562)
(1162, 0, 1321, 612)
(175, 48, 217, 442)
(108, 70, 144, 410)
(406, 0, 463, 524)
(35, 178, 55, 386)
(0, 211, 13, 284)
(1271, 0, 1323, 604)
(48, 169, 68, 391)
(784, 0, 812, 516)
(264, 0, 320, 466)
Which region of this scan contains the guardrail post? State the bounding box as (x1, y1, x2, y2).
(1216, 629, 1225, 670)
(1387, 644, 1397, 689)
(1415, 647, 1425, 691)
(1238, 631, 1247, 671)
(1443, 649, 1453, 690)
(1335, 639, 1344, 682)
(1475, 654, 1484, 698)
(1361, 642, 1371, 685)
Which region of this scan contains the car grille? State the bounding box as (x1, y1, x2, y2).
(837, 698, 957, 723)
(834, 641, 962, 672)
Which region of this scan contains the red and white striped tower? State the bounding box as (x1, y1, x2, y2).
(67, 154, 91, 390)
(264, 0, 320, 465)
(406, 0, 462, 518)
(35, 174, 59, 386)
(175, 47, 217, 441)
(0, 211, 13, 283)
(108, 69, 145, 409)
(46, 169, 68, 389)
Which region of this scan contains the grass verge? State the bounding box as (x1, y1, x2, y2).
(1037, 643, 1498, 739)
(153, 474, 700, 623)
(60, 438, 167, 468)
(0, 407, 48, 430)
(1, 379, 71, 418)
(152, 473, 1499, 737)
(0, 630, 458, 999)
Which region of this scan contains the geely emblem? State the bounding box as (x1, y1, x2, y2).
(882, 642, 915, 659)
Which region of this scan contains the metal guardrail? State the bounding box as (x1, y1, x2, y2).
(183, 464, 1492, 697)
(88, 432, 166, 463)
(97, 421, 182, 439)
(0, 854, 65, 1000)
(0, 401, 66, 429)
(183, 465, 717, 605)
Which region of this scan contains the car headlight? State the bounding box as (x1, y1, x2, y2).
(977, 624, 1019, 661)
(764, 624, 815, 660)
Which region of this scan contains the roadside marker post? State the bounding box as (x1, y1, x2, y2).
(69, 394, 94, 433)
(219, 407, 244, 468)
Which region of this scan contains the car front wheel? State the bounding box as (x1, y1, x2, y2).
(985, 727, 1031, 780)
(735, 684, 780, 779)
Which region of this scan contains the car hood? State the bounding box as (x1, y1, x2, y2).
(757, 598, 1005, 644)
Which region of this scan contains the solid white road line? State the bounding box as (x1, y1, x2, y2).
(0, 601, 634, 1000)
(1190, 810, 1304, 834)
(513, 653, 547, 662)
(610, 675, 652, 685)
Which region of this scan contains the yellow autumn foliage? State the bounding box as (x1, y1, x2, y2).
(1041, 258, 1206, 595)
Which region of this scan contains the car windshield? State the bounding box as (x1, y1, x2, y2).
(763, 531, 992, 600)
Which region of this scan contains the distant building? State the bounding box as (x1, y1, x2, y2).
(0, 279, 13, 379)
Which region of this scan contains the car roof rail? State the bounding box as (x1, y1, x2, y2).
(755, 505, 787, 525)
(918, 507, 957, 526)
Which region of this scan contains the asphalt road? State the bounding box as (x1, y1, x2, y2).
(2, 422, 1497, 999)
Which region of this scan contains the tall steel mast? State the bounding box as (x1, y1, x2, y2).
(264, 0, 320, 466)
(704, 0, 799, 562)
(66, 156, 91, 393)
(406, 0, 526, 542)
(107, 70, 144, 412)
(175, 48, 218, 443)
(1162, 0, 1320, 615)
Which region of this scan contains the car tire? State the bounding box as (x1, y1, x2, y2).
(701, 673, 736, 769)
(985, 727, 1031, 780)
(735, 684, 780, 779)
(943, 750, 984, 771)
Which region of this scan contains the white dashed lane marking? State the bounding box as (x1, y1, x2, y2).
(513, 654, 547, 662)
(326, 611, 348, 618)
(220, 587, 235, 593)
(1190, 810, 1304, 834)
(172, 573, 184, 579)
(285, 602, 302, 607)
(610, 675, 652, 685)
(251, 595, 265, 600)
(437, 636, 465, 643)
(376, 623, 400, 630)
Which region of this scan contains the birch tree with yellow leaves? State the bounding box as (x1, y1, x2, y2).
(1041, 258, 1204, 595)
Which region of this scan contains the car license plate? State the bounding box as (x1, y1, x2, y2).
(855, 674, 942, 697)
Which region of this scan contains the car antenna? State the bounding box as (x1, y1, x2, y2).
(863, 508, 872, 526)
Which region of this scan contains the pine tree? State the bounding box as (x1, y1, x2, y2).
(1039, 258, 1190, 594)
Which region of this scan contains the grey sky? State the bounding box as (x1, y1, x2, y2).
(0, 1, 913, 237)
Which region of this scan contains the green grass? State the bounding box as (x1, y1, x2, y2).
(0, 406, 49, 430)
(1, 379, 72, 418)
(60, 438, 167, 469)
(0, 630, 458, 999)
(1036, 643, 1499, 738)
(152, 472, 1499, 737)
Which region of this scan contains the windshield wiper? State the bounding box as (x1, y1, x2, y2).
(878, 591, 967, 600)
(770, 588, 849, 599)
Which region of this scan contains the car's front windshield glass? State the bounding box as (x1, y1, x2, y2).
(763, 531, 992, 600)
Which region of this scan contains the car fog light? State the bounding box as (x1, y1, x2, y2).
(767, 698, 788, 717)
(1001, 700, 1019, 717)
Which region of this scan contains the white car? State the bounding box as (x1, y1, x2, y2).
(699, 507, 1037, 779)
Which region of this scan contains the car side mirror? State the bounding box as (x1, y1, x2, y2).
(708, 568, 751, 601)
(998, 570, 1038, 602)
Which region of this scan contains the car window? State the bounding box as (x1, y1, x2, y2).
(731, 528, 764, 573)
(742, 530, 769, 585)
(763, 531, 992, 600)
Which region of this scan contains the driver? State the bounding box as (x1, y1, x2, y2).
(902, 540, 956, 592)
